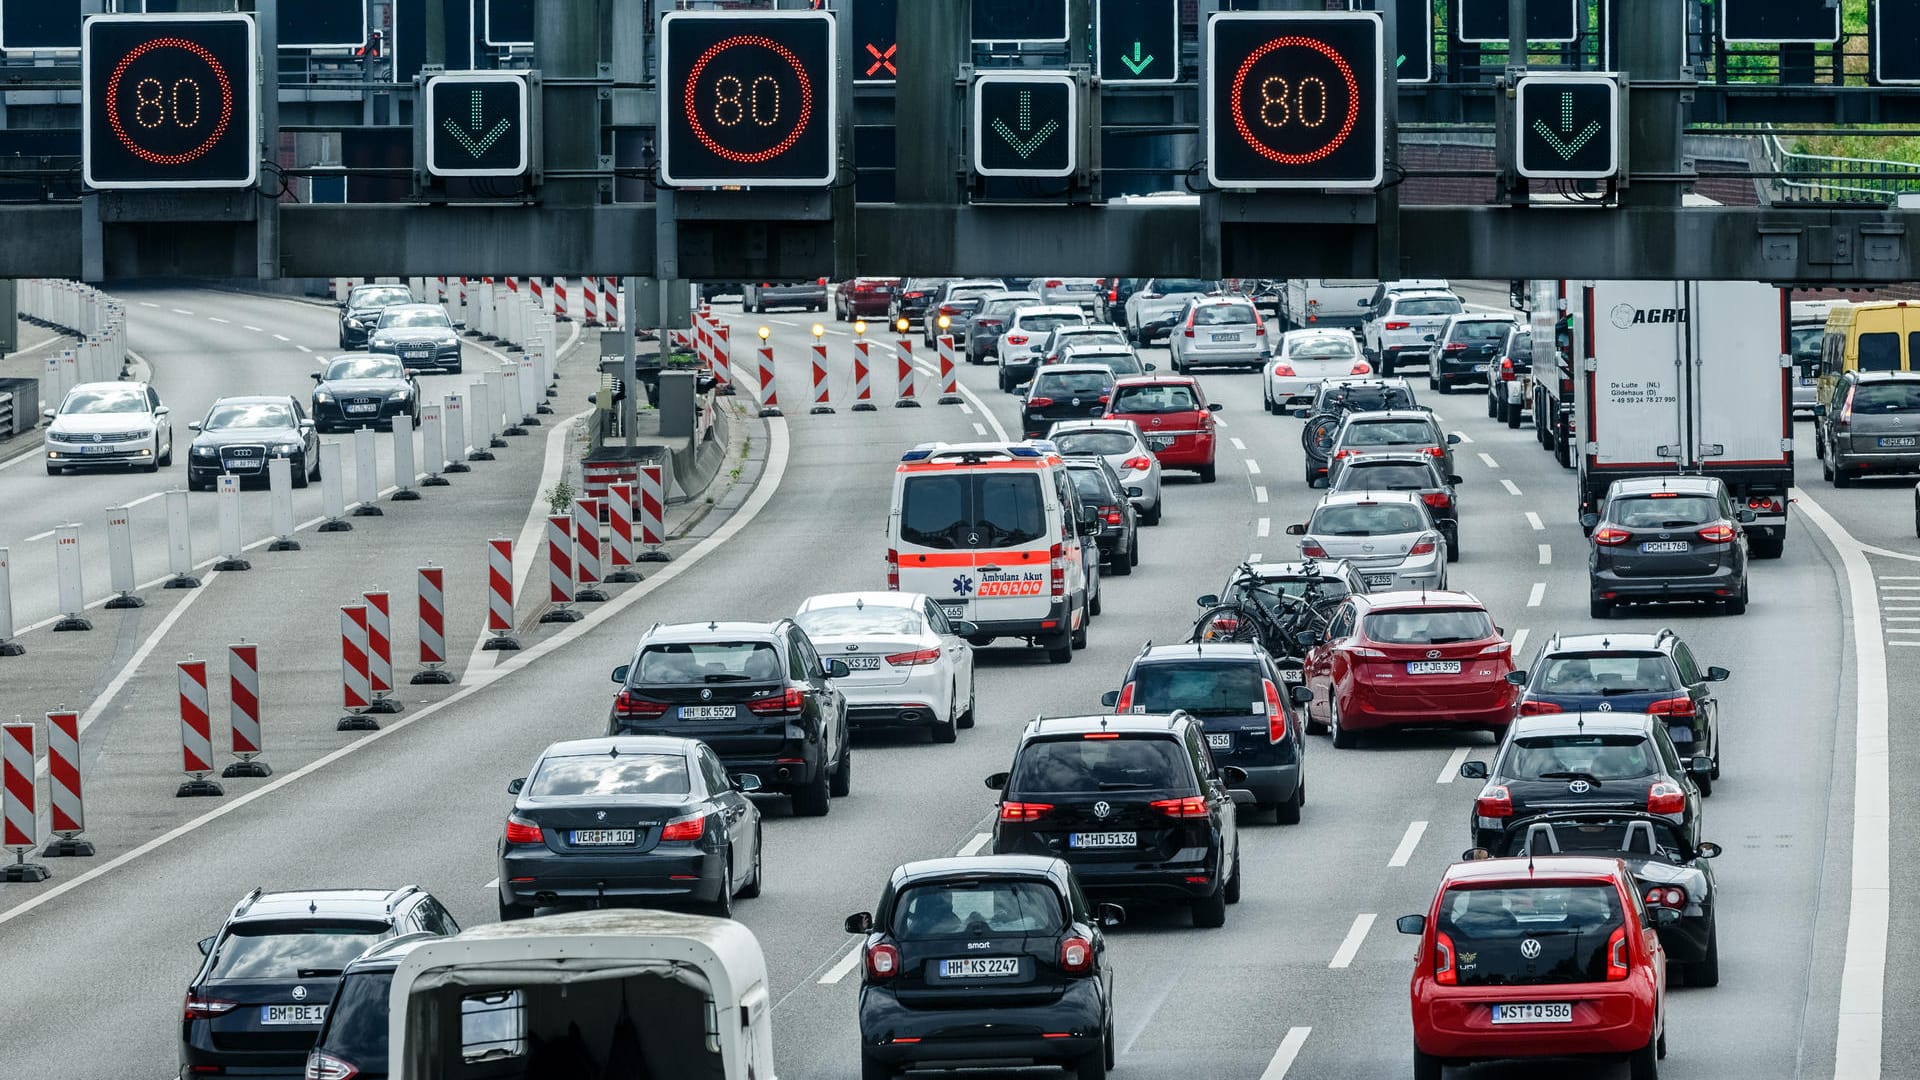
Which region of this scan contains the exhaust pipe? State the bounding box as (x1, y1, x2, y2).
(775, 767, 792, 781)
(900, 710, 924, 724)
(536, 891, 558, 906)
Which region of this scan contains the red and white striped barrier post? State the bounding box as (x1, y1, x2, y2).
(42, 709, 91, 856)
(851, 322, 877, 411)
(895, 328, 920, 408)
(529, 276, 544, 310)
(937, 334, 963, 404)
(713, 324, 734, 394)
(222, 644, 271, 778)
(603, 277, 620, 329)
(554, 277, 570, 321)
(605, 481, 643, 583)
(1, 721, 48, 881)
(412, 565, 454, 684)
(177, 658, 224, 796)
(573, 497, 609, 602)
(755, 326, 782, 418)
(637, 463, 670, 562)
(540, 514, 584, 623)
(809, 323, 835, 414)
(339, 605, 378, 730)
(363, 591, 402, 713)
(583, 276, 601, 326)
(695, 310, 712, 370)
(484, 538, 520, 650)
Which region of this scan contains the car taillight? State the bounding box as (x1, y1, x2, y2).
(1028, 397, 1055, 408)
(1519, 700, 1563, 716)
(1697, 523, 1737, 543)
(747, 687, 806, 716)
(1101, 506, 1122, 525)
(1606, 926, 1631, 981)
(183, 991, 239, 1019)
(1839, 385, 1856, 426)
(1477, 641, 1510, 657)
(1644, 886, 1687, 909)
(1183, 327, 1196, 338)
(1007, 333, 1029, 345)
(1263, 679, 1286, 742)
(1592, 525, 1633, 546)
(1443, 342, 1467, 353)
(1647, 781, 1686, 815)
(1113, 682, 1135, 711)
(939, 303, 959, 315)
(1123, 456, 1153, 471)
(1384, 320, 1410, 330)
(1045, 279, 1063, 288)
(1000, 801, 1053, 821)
(1434, 930, 1457, 985)
(866, 943, 901, 980)
(886, 547, 899, 591)
(660, 812, 706, 842)
(1206, 615, 1241, 635)
(1333, 448, 1355, 460)
(504, 815, 543, 844)
(1151, 796, 1210, 818)
(906, 290, 923, 298)
(1349, 646, 1388, 658)
(1500, 357, 1516, 381)
(1408, 539, 1436, 556)
(1748, 497, 1783, 513)
(306, 1051, 360, 1080)
(1475, 785, 1513, 819)
(1300, 541, 1328, 558)
(1350, 361, 1373, 375)
(1645, 696, 1696, 718)
(1054, 935, 1094, 975)
(1421, 492, 1451, 509)
(1108, 286, 1118, 301)
(1272, 362, 1296, 377)
(1050, 542, 1066, 597)
(614, 690, 669, 719)
(885, 647, 942, 667)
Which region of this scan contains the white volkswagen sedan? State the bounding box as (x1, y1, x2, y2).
(793, 592, 977, 744)
(43, 380, 175, 475)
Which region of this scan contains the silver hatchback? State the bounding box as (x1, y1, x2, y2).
(1171, 296, 1269, 371)
(1284, 491, 1448, 592)
(1820, 371, 1920, 485)
(1049, 418, 1165, 525)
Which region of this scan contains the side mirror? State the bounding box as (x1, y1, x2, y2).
(1100, 690, 1120, 708)
(453, 320, 467, 331)
(197, 935, 216, 956)
(1284, 523, 1306, 536)
(310, 372, 324, 382)
(1291, 685, 1314, 705)
(827, 659, 852, 679)
(41, 408, 56, 420)
(1688, 755, 1715, 777)
(844, 912, 874, 934)
(1651, 906, 1683, 927)
(985, 772, 1009, 790)
(1220, 765, 1249, 786)
(1296, 631, 1318, 648)
(1208, 402, 1224, 412)
(1395, 914, 1427, 935)
(611, 664, 630, 683)
(1292, 408, 1311, 419)
(1422, 333, 1437, 342)
(1736, 509, 1757, 524)
(1505, 670, 1529, 686)
(154, 406, 170, 417)
(298, 419, 315, 430)
(1579, 512, 1600, 530)
(1695, 841, 1722, 859)
(1447, 474, 1464, 485)
(187, 422, 202, 432)
(1097, 902, 1126, 928)
(1144, 363, 1158, 372)
(1461, 847, 1492, 861)
(1445, 433, 1462, 445)
(1195, 593, 1220, 608)
(1706, 666, 1730, 682)
(1459, 760, 1490, 780)
(506, 777, 525, 795)
(951, 620, 978, 637)
(732, 773, 763, 793)
(1126, 486, 1144, 498)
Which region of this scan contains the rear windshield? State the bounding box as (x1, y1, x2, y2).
(635, 641, 783, 683)
(1291, 337, 1359, 360)
(1342, 420, 1436, 446)
(1790, 326, 1824, 364)
(894, 880, 1065, 937)
(1858, 332, 1902, 372)
(1851, 382, 1920, 411)
(1453, 320, 1514, 341)
(210, 922, 388, 980)
(1111, 385, 1196, 413)
(1034, 372, 1113, 397)
(529, 754, 691, 797)
(1019, 313, 1087, 333)
(1131, 662, 1265, 717)
(1336, 462, 1436, 490)
(794, 606, 923, 637)
(1076, 352, 1144, 376)
(1504, 734, 1657, 781)
(1363, 609, 1494, 644)
(899, 472, 1047, 550)
(1609, 495, 1718, 528)
(1052, 431, 1137, 456)
(1010, 736, 1191, 794)
(1152, 279, 1215, 295)
(1437, 885, 1625, 986)
(1308, 502, 1429, 535)
(1193, 303, 1256, 326)
(1057, 329, 1127, 349)
(1394, 298, 1463, 317)
(1321, 386, 1416, 412)
(315, 971, 393, 1058)
(1534, 653, 1677, 694)
(1068, 468, 1112, 498)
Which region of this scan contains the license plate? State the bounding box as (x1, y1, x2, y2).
(1641, 541, 1690, 554)
(570, 829, 636, 845)
(844, 656, 881, 671)
(1491, 1002, 1573, 1024)
(1069, 831, 1137, 848)
(1147, 436, 1174, 450)
(939, 956, 1021, 978)
(1211, 333, 1241, 342)
(262, 1004, 327, 1025)
(1205, 732, 1233, 751)
(1365, 573, 1394, 587)
(346, 404, 377, 414)
(1407, 660, 1461, 675)
(1879, 436, 1917, 448)
(1279, 669, 1304, 684)
(679, 705, 737, 719)
(1474, 363, 1491, 371)
(81, 444, 111, 454)
(940, 602, 967, 619)
(406, 350, 429, 359)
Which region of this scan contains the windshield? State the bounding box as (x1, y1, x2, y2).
(377, 309, 450, 329)
(1609, 495, 1718, 528)
(1193, 303, 1256, 326)
(1131, 661, 1264, 717)
(1342, 420, 1436, 446)
(1852, 382, 1920, 411)
(203, 403, 295, 431)
(210, 922, 388, 980)
(1505, 734, 1657, 781)
(1009, 736, 1192, 794)
(634, 641, 783, 683)
(529, 754, 691, 797)
(1437, 884, 1625, 986)
(899, 472, 1047, 550)
(348, 287, 411, 308)
(1363, 608, 1494, 644)
(1034, 372, 1112, 397)
(1019, 313, 1088, 333)
(894, 881, 1064, 937)
(61, 388, 148, 415)
(325, 357, 405, 381)
(1534, 653, 1678, 694)
(1111, 385, 1196, 413)
(794, 606, 923, 637)
(1290, 337, 1359, 360)
(1308, 503, 1429, 535)
(1395, 298, 1463, 317)
(1336, 462, 1437, 490)
(1453, 320, 1514, 342)
(1053, 430, 1138, 456)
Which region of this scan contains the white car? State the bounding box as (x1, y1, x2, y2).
(793, 592, 976, 744)
(1049, 418, 1164, 525)
(1263, 329, 1373, 412)
(43, 380, 175, 475)
(995, 305, 1090, 391)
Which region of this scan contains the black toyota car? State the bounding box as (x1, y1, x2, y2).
(186, 395, 320, 490)
(988, 713, 1248, 928)
(847, 855, 1121, 1080)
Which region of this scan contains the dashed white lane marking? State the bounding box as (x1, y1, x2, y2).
(1880, 585, 1920, 591)
(138, 301, 159, 308)
(1478, 452, 1500, 469)
(297, 345, 312, 353)
(22, 528, 54, 543)
(1257, 517, 1271, 538)
(207, 317, 230, 324)
(958, 832, 991, 857)
(1884, 617, 1920, 622)
(959, 402, 973, 415)
(1439, 747, 1472, 784)
(1231, 436, 1248, 451)
(1245, 458, 1261, 475)
(1258, 1027, 1312, 1080)
(1527, 582, 1546, 607)
(1255, 486, 1269, 504)
(1883, 576, 1920, 580)
(243, 325, 264, 333)
(272, 334, 290, 342)
(1526, 511, 1545, 531)
(819, 942, 863, 985)
(1215, 417, 1229, 429)
(972, 422, 988, 436)
(1248, 551, 1263, 563)
(482, 877, 498, 891)
(170, 308, 194, 316)
(1883, 628, 1920, 634)
(1501, 478, 1523, 496)
(1891, 641, 1920, 648)
(1510, 627, 1530, 657)
(1538, 544, 1552, 566)
(1328, 914, 1377, 969)
(1388, 821, 1428, 867)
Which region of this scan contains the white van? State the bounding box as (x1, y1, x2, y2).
(889, 442, 1093, 665)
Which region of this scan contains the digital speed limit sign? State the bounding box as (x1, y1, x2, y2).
(83, 14, 259, 190)
(1206, 11, 1383, 189)
(658, 10, 837, 188)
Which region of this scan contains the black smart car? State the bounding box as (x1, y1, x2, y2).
(1584, 475, 1754, 618)
(988, 713, 1248, 927)
(186, 395, 320, 491)
(1063, 456, 1137, 576)
(847, 855, 1121, 1080)
(608, 620, 852, 816)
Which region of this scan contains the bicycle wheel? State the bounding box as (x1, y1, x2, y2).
(1191, 605, 1263, 645)
(1302, 412, 1341, 460)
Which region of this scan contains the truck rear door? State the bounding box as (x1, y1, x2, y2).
(1690, 281, 1790, 467)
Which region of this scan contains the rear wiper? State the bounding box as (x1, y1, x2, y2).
(702, 673, 752, 682)
(1425, 636, 1472, 644)
(296, 968, 343, 978)
(1659, 521, 1702, 529)
(1538, 771, 1602, 787)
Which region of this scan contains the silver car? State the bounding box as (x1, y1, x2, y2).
(1284, 491, 1448, 592)
(1028, 277, 1108, 319)
(742, 280, 827, 313)
(1170, 295, 1269, 372)
(1040, 324, 1130, 366)
(1048, 418, 1165, 524)
(1326, 409, 1459, 486)
(1363, 290, 1463, 377)
(1059, 343, 1151, 379)
(1125, 277, 1222, 345)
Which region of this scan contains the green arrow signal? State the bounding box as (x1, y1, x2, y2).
(991, 89, 1060, 159)
(1532, 90, 1600, 160)
(444, 89, 511, 158)
(1119, 41, 1154, 76)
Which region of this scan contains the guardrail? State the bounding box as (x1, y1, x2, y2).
(7, 280, 129, 437)
(1761, 133, 1920, 205)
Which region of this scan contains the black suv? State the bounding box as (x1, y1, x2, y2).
(1063, 456, 1138, 575)
(608, 620, 852, 816)
(1486, 324, 1534, 428)
(1426, 313, 1516, 394)
(182, 887, 459, 1078)
(1024, 364, 1117, 438)
(987, 713, 1248, 927)
(1102, 643, 1312, 824)
(1327, 451, 1463, 560)
(1509, 629, 1729, 793)
(846, 856, 1121, 1080)
(304, 932, 444, 1080)
(1460, 712, 1711, 854)
(1583, 475, 1754, 618)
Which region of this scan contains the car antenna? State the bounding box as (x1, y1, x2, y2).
(855, 597, 864, 610)
(609, 743, 620, 757)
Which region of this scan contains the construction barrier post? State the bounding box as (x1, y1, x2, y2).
(895, 335, 920, 407)
(412, 565, 454, 684)
(443, 393, 472, 472)
(498, 367, 526, 437)
(363, 591, 402, 713)
(468, 380, 498, 459)
(266, 458, 300, 551)
(809, 326, 835, 414)
(603, 277, 620, 330)
(317, 443, 353, 532)
(391, 414, 420, 501)
(583, 275, 601, 325)
(0, 547, 22, 657)
(712, 324, 734, 394)
(164, 488, 205, 582)
(755, 329, 782, 418)
(637, 463, 670, 562)
(213, 475, 251, 571)
(52, 523, 91, 631)
(937, 334, 963, 404)
(419, 403, 451, 487)
(852, 327, 876, 410)
(573, 497, 609, 602)
(222, 643, 271, 778)
(605, 481, 642, 583)
(42, 709, 92, 856)
(104, 505, 146, 607)
(176, 658, 224, 796)
(338, 606, 378, 730)
(1, 722, 49, 880)
(539, 514, 583, 623)
(484, 538, 521, 650)
(518, 352, 542, 426)
(352, 426, 384, 516)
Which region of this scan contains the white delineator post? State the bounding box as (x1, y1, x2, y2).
(0, 547, 23, 656)
(317, 442, 352, 533)
(266, 458, 300, 552)
(443, 393, 471, 473)
(104, 506, 145, 607)
(51, 524, 90, 631)
(164, 489, 203, 583)
(212, 475, 251, 571)
(390, 414, 420, 501)
(352, 425, 383, 516)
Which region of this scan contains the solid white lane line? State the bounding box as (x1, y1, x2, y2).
(1328, 914, 1377, 969)
(1245, 458, 1262, 475)
(1526, 511, 1545, 531)
(1255, 486, 1269, 504)
(819, 943, 864, 985)
(1510, 628, 1530, 657)
(1478, 452, 1499, 469)
(1231, 437, 1247, 451)
(1501, 478, 1523, 496)
(1527, 583, 1546, 607)
(958, 832, 991, 857)
(1439, 747, 1472, 784)
(1388, 821, 1428, 868)
(972, 422, 988, 436)
(1257, 517, 1271, 538)
(22, 529, 53, 544)
(1538, 544, 1552, 565)
(1258, 1027, 1312, 1080)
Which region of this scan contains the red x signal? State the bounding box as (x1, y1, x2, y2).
(865, 42, 897, 77)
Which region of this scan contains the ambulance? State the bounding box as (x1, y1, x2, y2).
(888, 442, 1095, 665)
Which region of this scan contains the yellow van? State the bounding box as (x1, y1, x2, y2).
(1817, 301, 1920, 409)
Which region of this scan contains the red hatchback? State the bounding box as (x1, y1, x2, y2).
(1103, 375, 1221, 482)
(1399, 856, 1672, 1079)
(1301, 590, 1516, 747)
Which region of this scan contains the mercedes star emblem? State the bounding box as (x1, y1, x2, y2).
(966, 531, 983, 546)
(1520, 938, 1543, 960)
(1092, 801, 1111, 819)
(1568, 780, 1591, 794)
(291, 985, 308, 1001)
(1426, 649, 1442, 659)
(699, 688, 713, 701)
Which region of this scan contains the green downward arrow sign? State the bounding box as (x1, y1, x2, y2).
(444, 90, 511, 158)
(1119, 41, 1154, 76)
(992, 89, 1060, 159)
(1532, 90, 1600, 160)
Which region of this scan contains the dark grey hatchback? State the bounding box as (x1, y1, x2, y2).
(1584, 476, 1753, 618)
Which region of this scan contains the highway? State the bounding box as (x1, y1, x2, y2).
(0, 288, 1911, 1080)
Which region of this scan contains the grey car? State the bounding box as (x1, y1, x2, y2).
(1027, 277, 1108, 320)
(1049, 418, 1164, 524)
(1170, 296, 1269, 372)
(1790, 322, 1825, 416)
(1284, 491, 1448, 592)
(1581, 475, 1752, 618)
(1816, 370, 1920, 485)
(1041, 324, 1131, 366)
(1124, 277, 1222, 345)
(1328, 451, 1461, 560)
(925, 280, 1008, 347)
(1060, 344, 1150, 380)
(1326, 409, 1460, 486)
(742, 280, 827, 314)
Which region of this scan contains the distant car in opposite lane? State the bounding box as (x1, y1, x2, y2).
(743, 280, 827, 314)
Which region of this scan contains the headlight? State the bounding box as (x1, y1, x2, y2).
(191, 445, 218, 457)
(272, 441, 303, 455)
(394, 388, 413, 400)
(314, 390, 333, 402)
(45, 430, 72, 444)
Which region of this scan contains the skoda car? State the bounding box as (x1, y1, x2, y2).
(42, 380, 174, 475)
(364, 303, 462, 373)
(310, 354, 420, 432)
(793, 592, 977, 744)
(186, 395, 319, 490)
(337, 283, 413, 349)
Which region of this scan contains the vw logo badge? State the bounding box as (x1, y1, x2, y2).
(92, 433, 103, 443)
(1520, 938, 1543, 960)
(1150, 417, 1162, 427)
(1426, 649, 1442, 659)
(291, 985, 308, 1001)
(1092, 801, 1111, 819)
(1596, 701, 1613, 712)
(1568, 780, 1591, 794)
(699, 688, 713, 701)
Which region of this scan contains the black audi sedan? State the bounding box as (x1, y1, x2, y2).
(497, 735, 764, 921)
(847, 855, 1120, 1080)
(310, 354, 420, 432)
(988, 713, 1249, 928)
(337, 283, 414, 349)
(365, 303, 463, 373)
(186, 395, 319, 491)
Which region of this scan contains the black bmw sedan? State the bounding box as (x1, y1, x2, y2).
(311, 354, 420, 432)
(497, 736, 764, 921)
(186, 395, 320, 490)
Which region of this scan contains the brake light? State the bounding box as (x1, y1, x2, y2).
(1272, 362, 1296, 377)
(866, 943, 901, 980)
(1500, 357, 1515, 381)
(1644, 886, 1687, 909)
(1000, 801, 1053, 821)
(1696, 523, 1737, 543)
(905, 290, 923, 299)
(1108, 286, 1118, 302)
(1123, 456, 1153, 471)
(1151, 796, 1210, 818)
(504, 815, 543, 844)
(1101, 506, 1122, 525)
(1384, 320, 1410, 330)
(1477, 641, 1510, 657)
(1263, 679, 1286, 742)
(1647, 781, 1686, 815)
(614, 690, 670, 719)
(1607, 926, 1631, 980)
(1350, 361, 1373, 375)
(1474, 785, 1513, 819)
(306, 1052, 360, 1080)
(1645, 696, 1696, 718)
(886, 547, 899, 590)
(1443, 343, 1467, 353)
(1083, 732, 1120, 739)
(1408, 539, 1436, 556)
(1349, 646, 1388, 658)
(1333, 448, 1355, 460)
(1747, 497, 1783, 513)
(1097, 394, 1110, 405)
(1300, 541, 1328, 558)
(1007, 334, 1029, 345)
(1028, 397, 1055, 408)
(1592, 525, 1633, 546)
(1434, 930, 1457, 985)
(1184, 327, 1195, 338)
(1253, 310, 1266, 334)
(659, 812, 706, 842)
(1113, 682, 1135, 711)
(183, 991, 239, 1019)
(1050, 542, 1066, 597)
(1519, 700, 1563, 716)
(1206, 615, 1241, 635)
(1059, 935, 1093, 974)
(1421, 492, 1451, 509)
(885, 647, 942, 667)
(1839, 386, 1856, 426)
(1045, 279, 1063, 288)
(747, 687, 806, 716)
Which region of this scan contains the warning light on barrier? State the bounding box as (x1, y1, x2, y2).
(758, 325, 771, 340)
(895, 317, 909, 334)
(854, 319, 868, 335)
(938, 314, 952, 330)
(811, 323, 825, 338)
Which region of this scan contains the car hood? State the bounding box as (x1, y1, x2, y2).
(193, 427, 303, 448)
(316, 378, 410, 396)
(49, 413, 154, 434)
